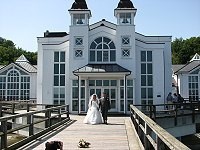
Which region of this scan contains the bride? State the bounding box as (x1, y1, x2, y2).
(83, 94, 103, 124)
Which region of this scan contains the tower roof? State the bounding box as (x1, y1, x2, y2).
(117, 0, 135, 8)
(71, 0, 88, 9)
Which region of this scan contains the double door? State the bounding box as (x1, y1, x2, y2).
(89, 87, 117, 111)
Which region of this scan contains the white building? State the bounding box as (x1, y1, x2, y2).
(37, 0, 172, 114)
(173, 53, 200, 101)
(0, 55, 37, 101)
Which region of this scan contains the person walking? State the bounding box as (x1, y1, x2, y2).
(99, 92, 111, 124)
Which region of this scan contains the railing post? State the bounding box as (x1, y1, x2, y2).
(192, 104, 195, 123)
(58, 107, 62, 122)
(149, 105, 152, 119)
(66, 105, 69, 118)
(45, 110, 51, 128)
(174, 105, 178, 126)
(1, 120, 8, 149)
(0, 104, 2, 117)
(27, 114, 34, 136)
(144, 123, 151, 150)
(12, 103, 15, 114)
(27, 103, 30, 112)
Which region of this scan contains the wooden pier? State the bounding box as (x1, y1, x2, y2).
(18, 115, 142, 150)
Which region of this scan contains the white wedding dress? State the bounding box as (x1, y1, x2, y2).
(83, 99, 103, 124)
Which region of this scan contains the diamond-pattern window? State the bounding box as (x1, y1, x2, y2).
(75, 38, 83, 46)
(122, 49, 130, 57)
(75, 50, 83, 57)
(122, 37, 130, 45)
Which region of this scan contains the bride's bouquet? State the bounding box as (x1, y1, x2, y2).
(78, 139, 91, 148)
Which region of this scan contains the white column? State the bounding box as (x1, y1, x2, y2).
(124, 75, 126, 114)
(79, 76, 81, 113)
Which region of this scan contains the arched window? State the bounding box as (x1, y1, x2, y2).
(89, 37, 116, 62)
(6, 68, 30, 101)
(7, 69, 20, 100)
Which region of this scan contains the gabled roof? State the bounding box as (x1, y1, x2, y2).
(16, 54, 29, 62)
(73, 64, 131, 74)
(90, 19, 117, 31)
(190, 53, 200, 62)
(174, 61, 200, 74)
(172, 65, 185, 73)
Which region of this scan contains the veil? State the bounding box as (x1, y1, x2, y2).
(88, 94, 99, 108)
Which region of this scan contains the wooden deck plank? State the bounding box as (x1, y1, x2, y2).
(18, 115, 142, 150)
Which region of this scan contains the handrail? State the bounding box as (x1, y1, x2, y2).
(130, 105, 190, 150)
(0, 104, 70, 150)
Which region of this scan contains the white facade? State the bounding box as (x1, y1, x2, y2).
(37, 0, 172, 113)
(173, 53, 200, 100)
(0, 55, 37, 101)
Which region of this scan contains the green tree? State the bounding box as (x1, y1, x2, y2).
(172, 37, 200, 64)
(0, 38, 37, 65)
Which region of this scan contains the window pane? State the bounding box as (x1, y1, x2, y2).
(147, 64, 152, 74)
(72, 87, 78, 98)
(60, 52, 65, 62)
(120, 80, 124, 86)
(96, 80, 102, 86)
(60, 76, 65, 86)
(60, 88, 65, 98)
(127, 80, 133, 86)
(147, 51, 152, 62)
(141, 75, 146, 86)
(54, 52, 59, 62)
(90, 51, 95, 62)
(148, 88, 153, 98)
(110, 50, 116, 61)
(97, 51, 102, 62)
(109, 42, 115, 49)
(81, 80, 85, 86)
(54, 88, 59, 98)
(73, 80, 78, 86)
(81, 87, 85, 98)
(147, 75, 153, 86)
(103, 37, 111, 44)
(141, 64, 146, 74)
(60, 64, 65, 74)
(103, 44, 109, 49)
(97, 44, 102, 49)
(127, 87, 133, 98)
(103, 80, 109, 86)
(111, 80, 117, 86)
(90, 42, 96, 49)
(120, 87, 124, 99)
(103, 51, 108, 62)
(72, 100, 78, 111)
(141, 51, 146, 62)
(95, 37, 102, 44)
(141, 88, 146, 98)
(89, 80, 95, 86)
(54, 76, 59, 86)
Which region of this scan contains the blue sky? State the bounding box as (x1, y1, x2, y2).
(0, 0, 200, 52)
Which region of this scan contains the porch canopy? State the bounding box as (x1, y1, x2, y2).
(73, 64, 131, 77)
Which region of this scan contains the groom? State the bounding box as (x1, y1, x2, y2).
(99, 92, 111, 124)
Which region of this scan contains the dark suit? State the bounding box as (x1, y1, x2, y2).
(99, 96, 110, 123)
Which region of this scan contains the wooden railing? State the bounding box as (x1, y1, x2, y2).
(134, 101, 200, 126)
(0, 104, 70, 150)
(130, 105, 190, 150)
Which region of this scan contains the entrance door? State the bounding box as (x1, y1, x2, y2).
(89, 87, 117, 112)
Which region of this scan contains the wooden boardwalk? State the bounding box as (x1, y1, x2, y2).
(18, 115, 142, 150)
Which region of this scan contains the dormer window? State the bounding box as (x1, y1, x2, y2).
(73, 14, 85, 25)
(119, 13, 131, 24)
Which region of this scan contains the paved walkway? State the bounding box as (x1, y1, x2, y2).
(18, 115, 142, 150)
